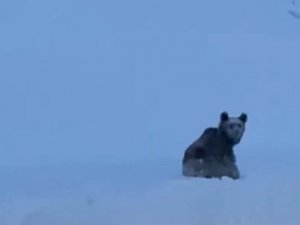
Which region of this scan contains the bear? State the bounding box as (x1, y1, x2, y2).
(182, 111, 248, 180)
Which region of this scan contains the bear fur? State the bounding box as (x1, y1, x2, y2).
(182, 111, 247, 180)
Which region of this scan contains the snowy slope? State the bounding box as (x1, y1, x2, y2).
(1, 0, 300, 224)
(2, 150, 300, 225)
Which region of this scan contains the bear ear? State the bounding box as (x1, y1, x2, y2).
(239, 113, 247, 123)
(220, 111, 229, 121)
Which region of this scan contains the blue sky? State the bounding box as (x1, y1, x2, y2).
(0, 0, 300, 166)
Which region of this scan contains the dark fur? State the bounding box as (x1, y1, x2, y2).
(182, 112, 247, 179)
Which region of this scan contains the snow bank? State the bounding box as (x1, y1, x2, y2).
(1, 150, 300, 225)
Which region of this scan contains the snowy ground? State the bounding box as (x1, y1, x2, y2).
(1, 149, 300, 225)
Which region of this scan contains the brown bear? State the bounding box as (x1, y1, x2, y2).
(182, 111, 247, 180)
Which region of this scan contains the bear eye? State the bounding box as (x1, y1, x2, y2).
(230, 124, 241, 129)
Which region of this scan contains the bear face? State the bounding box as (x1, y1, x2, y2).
(218, 112, 247, 145)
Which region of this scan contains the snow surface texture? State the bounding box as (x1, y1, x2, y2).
(1, 0, 300, 224)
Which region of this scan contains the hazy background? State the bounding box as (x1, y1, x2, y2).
(0, 0, 299, 167)
(1, 0, 300, 225)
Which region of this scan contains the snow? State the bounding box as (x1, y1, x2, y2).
(1, 150, 300, 225)
(1, 0, 300, 224)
